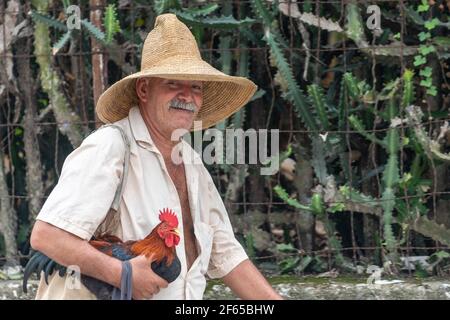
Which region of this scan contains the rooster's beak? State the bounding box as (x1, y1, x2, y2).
(172, 228, 180, 236)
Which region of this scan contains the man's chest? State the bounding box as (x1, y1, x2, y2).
(165, 162, 199, 270)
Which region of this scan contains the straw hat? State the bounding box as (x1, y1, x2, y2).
(96, 13, 257, 130)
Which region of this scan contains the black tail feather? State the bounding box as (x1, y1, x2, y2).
(43, 259, 56, 285)
(22, 251, 66, 293)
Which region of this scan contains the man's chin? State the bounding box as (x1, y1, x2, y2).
(169, 121, 195, 137)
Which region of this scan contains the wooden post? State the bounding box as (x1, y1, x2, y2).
(90, 0, 107, 128)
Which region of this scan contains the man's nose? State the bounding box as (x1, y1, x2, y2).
(177, 84, 194, 102)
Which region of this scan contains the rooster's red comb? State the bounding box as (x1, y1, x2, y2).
(159, 208, 178, 227)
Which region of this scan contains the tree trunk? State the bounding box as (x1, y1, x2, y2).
(361, 143, 379, 260)
(247, 49, 268, 213)
(31, 0, 87, 148)
(90, 0, 107, 128)
(15, 35, 45, 222)
(293, 138, 315, 253)
(0, 148, 19, 267)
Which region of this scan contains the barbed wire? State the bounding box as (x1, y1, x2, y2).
(0, 0, 417, 15)
(0, 119, 448, 133)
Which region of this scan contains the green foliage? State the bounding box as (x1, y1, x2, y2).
(30, 11, 67, 31)
(273, 185, 312, 212)
(154, 0, 182, 15)
(81, 19, 106, 43)
(53, 31, 71, 53)
(402, 69, 415, 107)
(176, 12, 255, 30)
(104, 4, 121, 44)
(307, 84, 330, 131)
(244, 233, 256, 258)
(412, 5, 440, 97)
(311, 193, 325, 217)
(184, 4, 219, 17)
(251, 0, 317, 131)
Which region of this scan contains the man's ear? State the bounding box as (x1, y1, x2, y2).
(136, 77, 150, 103)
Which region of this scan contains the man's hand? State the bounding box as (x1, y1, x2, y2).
(129, 255, 168, 300)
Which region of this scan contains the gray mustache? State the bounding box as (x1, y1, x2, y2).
(169, 99, 197, 112)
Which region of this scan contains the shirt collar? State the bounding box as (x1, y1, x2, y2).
(128, 106, 203, 165)
(128, 106, 158, 151)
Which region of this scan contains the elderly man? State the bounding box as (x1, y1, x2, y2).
(30, 14, 281, 300)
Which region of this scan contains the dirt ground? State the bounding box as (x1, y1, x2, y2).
(2, 276, 450, 300)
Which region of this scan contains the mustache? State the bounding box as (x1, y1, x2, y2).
(168, 98, 197, 112)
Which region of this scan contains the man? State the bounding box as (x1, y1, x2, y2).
(30, 13, 281, 300)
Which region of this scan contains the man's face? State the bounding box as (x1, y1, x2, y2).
(137, 77, 203, 137)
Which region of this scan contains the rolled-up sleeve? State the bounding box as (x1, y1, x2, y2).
(36, 127, 125, 240)
(205, 174, 248, 279)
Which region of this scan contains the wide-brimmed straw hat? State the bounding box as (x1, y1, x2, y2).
(96, 13, 257, 130)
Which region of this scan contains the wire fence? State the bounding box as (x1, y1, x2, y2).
(0, 0, 449, 274)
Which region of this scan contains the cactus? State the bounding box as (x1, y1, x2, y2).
(251, 0, 317, 132)
(406, 106, 450, 162)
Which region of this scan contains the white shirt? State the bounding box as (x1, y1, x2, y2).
(35, 106, 248, 299)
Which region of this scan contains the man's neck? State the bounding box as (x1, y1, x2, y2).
(139, 108, 181, 162)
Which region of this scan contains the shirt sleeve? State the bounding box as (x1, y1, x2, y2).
(204, 171, 249, 279)
(36, 126, 125, 240)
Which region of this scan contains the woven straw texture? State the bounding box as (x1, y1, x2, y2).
(96, 13, 257, 130)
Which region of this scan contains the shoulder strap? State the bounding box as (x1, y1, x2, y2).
(96, 124, 131, 211)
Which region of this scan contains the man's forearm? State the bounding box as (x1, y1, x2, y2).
(30, 220, 122, 288)
(222, 259, 283, 300)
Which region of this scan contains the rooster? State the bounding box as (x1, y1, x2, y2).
(23, 208, 182, 299)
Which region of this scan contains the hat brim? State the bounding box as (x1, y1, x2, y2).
(96, 56, 257, 131)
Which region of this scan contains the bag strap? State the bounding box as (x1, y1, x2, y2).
(96, 124, 131, 211)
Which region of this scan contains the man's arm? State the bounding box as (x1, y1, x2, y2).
(31, 220, 123, 287)
(30, 220, 168, 299)
(222, 259, 283, 300)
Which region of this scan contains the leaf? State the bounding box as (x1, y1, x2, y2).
(298, 12, 343, 32)
(307, 84, 330, 131)
(279, 257, 300, 274)
(432, 36, 450, 48)
(274, 185, 313, 211)
(52, 30, 71, 55)
(14, 127, 23, 136)
(417, 1, 429, 13)
(413, 55, 427, 66)
(249, 89, 265, 102)
(311, 193, 325, 217)
(418, 45, 435, 56)
(81, 19, 105, 43)
(419, 67, 432, 77)
(418, 32, 431, 41)
(154, 0, 182, 15)
(329, 203, 346, 213)
(402, 69, 415, 107)
(432, 251, 450, 260)
(425, 18, 440, 30)
(175, 12, 255, 29)
(296, 256, 313, 273)
(276, 243, 297, 253)
(262, 28, 317, 130)
(30, 10, 68, 31)
(134, 18, 145, 27)
(104, 4, 121, 44)
(420, 78, 432, 88)
(426, 86, 437, 96)
(184, 3, 219, 17)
